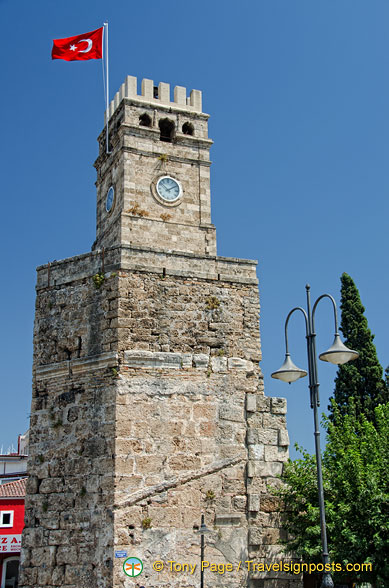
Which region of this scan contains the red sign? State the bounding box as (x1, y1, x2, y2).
(0, 534, 21, 553)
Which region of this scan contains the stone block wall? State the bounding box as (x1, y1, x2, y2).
(21, 367, 117, 587)
(21, 262, 119, 588)
(19, 245, 301, 588)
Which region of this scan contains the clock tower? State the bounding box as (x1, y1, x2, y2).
(19, 77, 297, 588)
(93, 75, 215, 256)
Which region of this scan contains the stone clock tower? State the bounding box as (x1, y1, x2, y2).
(93, 76, 215, 257)
(19, 77, 299, 588)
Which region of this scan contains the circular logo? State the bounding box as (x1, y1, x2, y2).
(123, 556, 143, 577)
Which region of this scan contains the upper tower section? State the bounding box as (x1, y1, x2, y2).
(93, 75, 216, 256)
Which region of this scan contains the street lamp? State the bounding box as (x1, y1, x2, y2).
(195, 514, 212, 588)
(271, 285, 358, 588)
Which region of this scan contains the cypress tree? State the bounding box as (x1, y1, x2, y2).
(328, 273, 388, 421)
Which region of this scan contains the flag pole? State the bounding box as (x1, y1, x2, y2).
(104, 22, 111, 154)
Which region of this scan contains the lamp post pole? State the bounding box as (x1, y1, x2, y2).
(305, 285, 332, 588)
(197, 514, 211, 588)
(271, 284, 359, 588)
(200, 514, 205, 588)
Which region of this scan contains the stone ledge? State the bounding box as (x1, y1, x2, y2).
(123, 350, 255, 372)
(36, 244, 259, 290)
(35, 352, 118, 380)
(121, 144, 212, 166)
(123, 350, 192, 370)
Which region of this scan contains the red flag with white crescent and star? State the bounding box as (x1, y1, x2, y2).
(52, 27, 103, 61)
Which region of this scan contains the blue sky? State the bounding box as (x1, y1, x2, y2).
(0, 1, 388, 457)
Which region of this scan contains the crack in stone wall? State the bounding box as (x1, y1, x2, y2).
(115, 454, 245, 508)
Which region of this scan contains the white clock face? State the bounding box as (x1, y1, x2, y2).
(156, 176, 182, 202)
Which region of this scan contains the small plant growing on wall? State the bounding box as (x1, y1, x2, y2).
(160, 213, 172, 222)
(141, 517, 152, 530)
(205, 490, 215, 501)
(205, 296, 220, 310)
(158, 153, 169, 162)
(126, 202, 149, 217)
(92, 272, 105, 289)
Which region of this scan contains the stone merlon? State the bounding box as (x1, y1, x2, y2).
(106, 75, 204, 123)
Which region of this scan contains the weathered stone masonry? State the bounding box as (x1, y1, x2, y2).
(20, 76, 301, 588)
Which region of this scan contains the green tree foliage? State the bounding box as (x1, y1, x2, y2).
(328, 273, 388, 421)
(275, 403, 389, 587)
(274, 446, 324, 561)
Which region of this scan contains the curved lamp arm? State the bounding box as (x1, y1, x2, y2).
(312, 293, 339, 335)
(311, 291, 358, 365)
(271, 307, 309, 383)
(284, 306, 309, 354)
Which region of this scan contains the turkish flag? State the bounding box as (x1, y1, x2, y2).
(52, 27, 103, 61)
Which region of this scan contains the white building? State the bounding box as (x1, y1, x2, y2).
(0, 433, 28, 485)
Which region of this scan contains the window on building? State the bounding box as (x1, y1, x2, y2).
(159, 118, 175, 143)
(0, 511, 13, 527)
(139, 113, 152, 127)
(182, 122, 194, 136)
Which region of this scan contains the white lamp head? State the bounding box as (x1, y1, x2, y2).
(271, 353, 307, 383)
(319, 334, 359, 365)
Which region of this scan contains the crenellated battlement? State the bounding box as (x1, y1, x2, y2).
(106, 75, 203, 121)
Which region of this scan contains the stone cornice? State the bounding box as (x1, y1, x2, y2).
(35, 352, 118, 380)
(36, 244, 258, 290)
(123, 350, 254, 372)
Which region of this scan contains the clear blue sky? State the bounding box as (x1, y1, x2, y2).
(1, 1, 388, 458)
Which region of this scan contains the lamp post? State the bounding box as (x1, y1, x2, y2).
(271, 285, 358, 588)
(196, 514, 211, 588)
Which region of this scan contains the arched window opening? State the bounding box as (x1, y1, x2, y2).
(139, 113, 152, 127)
(182, 122, 194, 136)
(159, 118, 175, 143)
